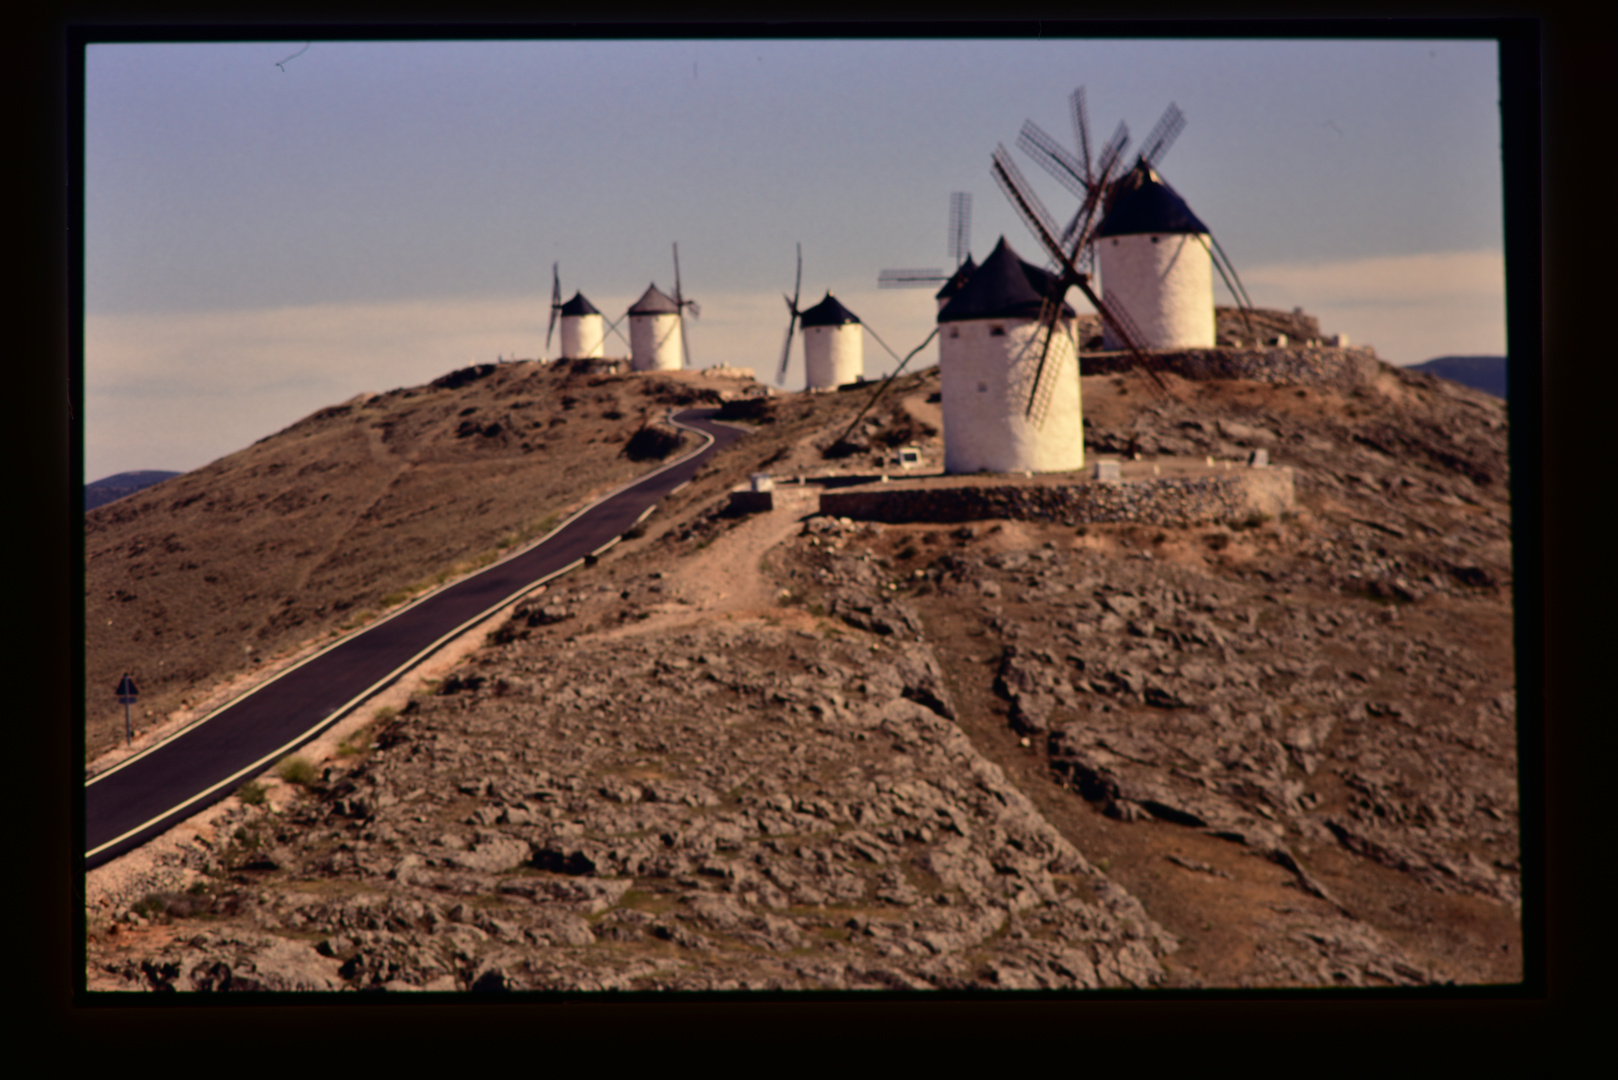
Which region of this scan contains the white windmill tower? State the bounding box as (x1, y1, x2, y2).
(798, 292, 864, 390)
(628, 283, 683, 371)
(776, 245, 865, 391)
(1095, 164, 1216, 349)
(935, 236, 1084, 475)
(546, 263, 606, 361)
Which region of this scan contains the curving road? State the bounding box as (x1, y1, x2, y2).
(84, 409, 746, 870)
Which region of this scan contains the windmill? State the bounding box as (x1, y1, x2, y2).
(628, 282, 684, 372)
(990, 127, 1163, 425)
(933, 235, 1086, 474)
(780, 243, 912, 394)
(778, 244, 864, 391)
(1017, 88, 1256, 346)
(545, 262, 607, 361)
(878, 192, 974, 303)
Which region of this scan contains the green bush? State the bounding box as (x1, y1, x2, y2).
(236, 780, 268, 806)
(277, 755, 319, 786)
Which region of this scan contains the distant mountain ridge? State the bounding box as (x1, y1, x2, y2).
(85, 470, 181, 511)
(1407, 355, 1506, 399)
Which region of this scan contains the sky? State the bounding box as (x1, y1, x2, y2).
(81, 34, 1508, 483)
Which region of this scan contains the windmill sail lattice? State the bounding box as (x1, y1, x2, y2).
(672, 243, 698, 368)
(777, 243, 803, 385)
(878, 192, 973, 289)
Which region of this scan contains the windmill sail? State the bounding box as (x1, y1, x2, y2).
(991, 138, 1166, 404)
(545, 262, 563, 353)
(878, 192, 972, 289)
(1137, 102, 1186, 169)
(879, 268, 949, 288)
(948, 191, 972, 268)
(672, 243, 698, 368)
(777, 243, 803, 384)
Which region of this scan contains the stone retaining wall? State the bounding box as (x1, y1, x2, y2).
(1082, 345, 1380, 388)
(818, 468, 1294, 528)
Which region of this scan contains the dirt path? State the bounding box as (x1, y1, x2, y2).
(589, 484, 823, 641)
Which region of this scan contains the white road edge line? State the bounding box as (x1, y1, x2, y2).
(86, 412, 721, 793)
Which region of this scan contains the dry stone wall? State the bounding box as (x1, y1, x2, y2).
(820, 469, 1294, 529)
(1082, 346, 1379, 389)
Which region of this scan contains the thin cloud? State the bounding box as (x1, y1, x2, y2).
(84, 252, 1508, 479)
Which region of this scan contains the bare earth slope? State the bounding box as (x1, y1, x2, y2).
(85, 361, 755, 765)
(84, 354, 1518, 991)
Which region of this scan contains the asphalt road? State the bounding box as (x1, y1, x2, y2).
(84, 408, 747, 870)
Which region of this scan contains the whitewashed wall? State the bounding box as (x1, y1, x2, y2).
(804, 323, 863, 389)
(560, 313, 605, 360)
(630, 313, 683, 371)
(941, 317, 1084, 474)
(1098, 233, 1214, 349)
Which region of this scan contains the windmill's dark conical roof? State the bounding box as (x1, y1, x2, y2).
(799, 291, 860, 328)
(937, 237, 1074, 323)
(934, 255, 978, 301)
(628, 283, 681, 315)
(559, 292, 600, 317)
(1096, 168, 1210, 238)
(1021, 261, 1064, 298)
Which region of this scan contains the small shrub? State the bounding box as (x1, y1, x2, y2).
(236, 780, 268, 807)
(277, 755, 319, 786)
(822, 439, 863, 460)
(338, 729, 372, 757)
(625, 424, 684, 460)
(132, 892, 168, 919)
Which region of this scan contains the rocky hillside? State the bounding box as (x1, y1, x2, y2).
(84, 348, 1518, 991)
(84, 361, 799, 764)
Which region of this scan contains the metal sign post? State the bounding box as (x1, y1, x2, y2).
(115, 673, 139, 746)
